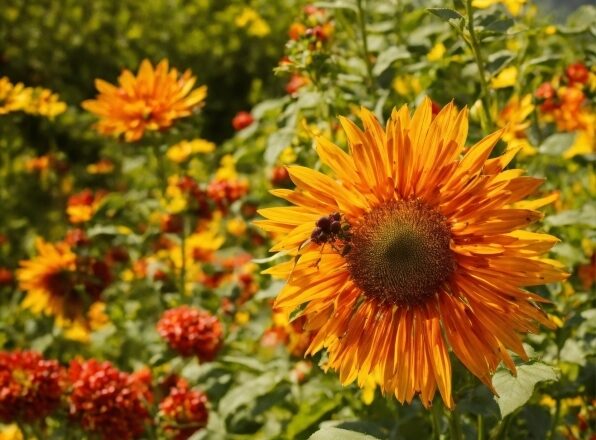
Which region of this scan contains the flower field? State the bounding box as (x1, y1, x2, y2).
(0, 1, 594, 439)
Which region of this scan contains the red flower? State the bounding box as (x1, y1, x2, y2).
(65, 228, 90, 247)
(565, 62, 590, 85)
(159, 379, 208, 440)
(207, 179, 249, 212)
(0, 267, 13, 286)
(0, 350, 64, 423)
(157, 306, 223, 361)
(232, 111, 254, 131)
(67, 359, 152, 440)
(271, 166, 291, 186)
(285, 75, 308, 95)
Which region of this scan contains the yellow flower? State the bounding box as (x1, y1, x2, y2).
(227, 217, 247, 237)
(427, 43, 446, 62)
(83, 59, 207, 142)
(166, 138, 215, 163)
(497, 94, 536, 156)
(0, 78, 31, 115)
(472, 0, 526, 16)
(0, 424, 23, 440)
(215, 154, 238, 180)
(86, 159, 114, 174)
(235, 7, 270, 37)
(28, 88, 67, 117)
(17, 239, 78, 319)
(392, 75, 422, 97)
(491, 66, 518, 89)
(279, 146, 297, 165)
(361, 375, 377, 405)
(258, 98, 567, 409)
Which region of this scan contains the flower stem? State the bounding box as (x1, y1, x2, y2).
(180, 215, 188, 297)
(464, 0, 494, 131)
(477, 414, 485, 440)
(431, 401, 443, 440)
(356, 0, 375, 92)
(449, 409, 464, 440)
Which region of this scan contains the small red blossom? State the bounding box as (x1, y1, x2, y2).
(157, 306, 223, 361)
(271, 166, 291, 186)
(65, 228, 90, 247)
(161, 214, 184, 234)
(232, 111, 254, 131)
(0, 350, 65, 423)
(565, 62, 590, 85)
(285, 75, 308, 95)
(159, 379, 209, 440)
(207, 179, 249, 212)
(0, 267, 13, 286)
(67, 359, 152, 440)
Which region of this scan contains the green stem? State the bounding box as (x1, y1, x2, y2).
(179, 215, 188, 296)
(477, 414, 485, 440)
(356, 0, 375, 92)
(547, 396, 561, 440)
(431, 401, 443, 440)
(449, 409, 464, 440)
(464, 0, 494, 132)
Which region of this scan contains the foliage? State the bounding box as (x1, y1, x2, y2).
(0, 0, 594, 439)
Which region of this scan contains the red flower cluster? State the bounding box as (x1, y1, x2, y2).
(157, 306, 223, 361)
(159, 378, 209, 440)
(67, 359, 152, 440)
(232, 111, 254, 131)
(206, 179, 249, 212)
(0, 267, 13, 286)
(0, 350, 64, 423)
(176, 176, 212, 218)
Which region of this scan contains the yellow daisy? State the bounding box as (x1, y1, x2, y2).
(82, 59, 207, 142)
(257, 98, 567, 409)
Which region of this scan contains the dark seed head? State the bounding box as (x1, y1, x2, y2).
(344, 199, 455, 306)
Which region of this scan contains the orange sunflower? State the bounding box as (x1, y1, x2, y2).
(17, 239, 110, 322)
(257, 98, 567, 409)
(82, 59, 207, 142)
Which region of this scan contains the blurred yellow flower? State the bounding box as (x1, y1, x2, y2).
(491, 66, 518, 89)
(235, 7, 270, 37)
(0, 424, 23, 440)
(227, 218, 247, 237)
(279, 146, 297, 165)
(361, 375, 377, 405)
(392, 75, 422, 97)
(215, 154, 238, 180)
(472, 0, 525, 16)
(497, 94, 536, 155)
(545, 25, 557, 35)
(235, 311, 250, 325)
(167, 139, 215, 163)
(87, 159, 114, 175)
(427, 43, 446, 62)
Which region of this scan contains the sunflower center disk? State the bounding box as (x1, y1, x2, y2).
(345, 199, 455, 306)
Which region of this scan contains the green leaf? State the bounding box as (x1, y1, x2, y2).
(486, 50, 514, 74)
(493, 362, 559, 418)
(538, 132, 576, 156)
(372, 46, 410, 76)
(286, 395, 342, 438)
(426, 8, 464, 22)
(309, 427, 381, 440)
(265, 128, 294, 165)
(314, 1, 358, 12)
(219, 371, 285, 420)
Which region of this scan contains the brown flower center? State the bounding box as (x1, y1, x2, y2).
(345, 199, 455, 306)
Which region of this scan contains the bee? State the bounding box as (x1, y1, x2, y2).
(289, 212, 352, 275)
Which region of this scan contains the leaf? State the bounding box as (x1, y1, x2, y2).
(426, 8, 464, 22)
(265, 128, 294, 165)
(538, 133, 576, 156)
(314, 1, 358, 12)
(309, 427, 381, 440)
(372, 46, 410, 76)
(218, 371, 285, 420)
(486, 50, 514, 74)
(286, 395, 342, 438)
(493, 362, 559, 418)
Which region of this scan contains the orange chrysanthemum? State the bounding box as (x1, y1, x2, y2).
(82, 59, 207, 142)
(257, 98, 568, 409)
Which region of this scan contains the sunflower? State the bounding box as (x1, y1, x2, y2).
(17, 239, 109, 322)
(257, 98, 567, 409)
(82, 59, 207, 142)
